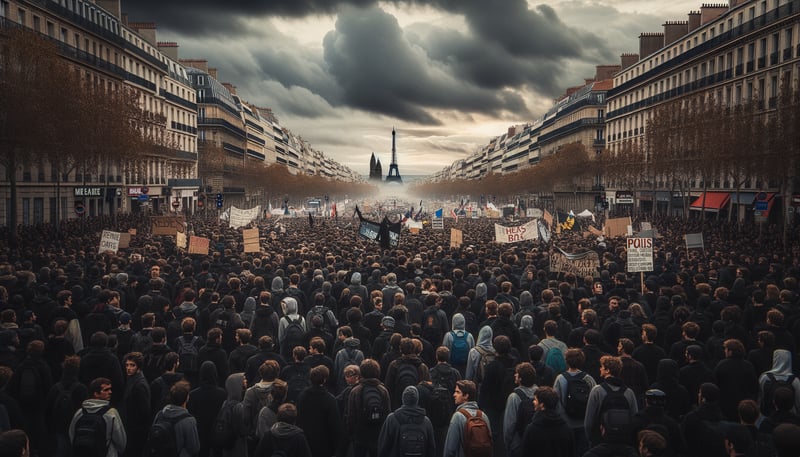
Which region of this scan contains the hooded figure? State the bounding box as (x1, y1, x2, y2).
(334, 337, 364, 393)
(271, 277, 287, 312)
(348, 272, 368, 304)
(758, 349, 800, 414)
(518, 315, 539, 361)
(443, 314, 475, 368)
(187, 361, 227, 457)
(377, 386, 436, 457)
(651, 359, 691, 420)
(241, 297, 256, 328)
(465, 326, 494, 382)
(255, 405, 312, 457)
(278, 297, 307, 360)
(218, 373, 248, 457)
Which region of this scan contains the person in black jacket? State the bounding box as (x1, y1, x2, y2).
(187, 361, 227, 457)
(121, 352, 150, 457)
(228, 328, 258, 375)
(478, 335, 517, 455)
(713, 338, 758, 421)
(44, 355, 88, 457)
(377, 385, 436, 457)
(78, 331, 124, 406)
(9, 340, 52, 456)
(522, 386, 574, 457)
(681, 382, 729, 457)
(244, 335, 286, 388)
(255, 403, 312, 457)
(197, 328, 229, 388)
(296, 365, 341, 457)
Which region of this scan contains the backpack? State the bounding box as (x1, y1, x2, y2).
(761, 373, 796, 415)
(394, 361, 420, 402)
(397, 414, 427, 457)
(421, 382, 454, 428)
(449, 331, 470, 365)
(360, 384, 388, 426)
(544, 345, 567, 374)
(176, 336, 200, 374)
(211, 400, 241, 450)
(18, 365, 41, 405)
(460, 409, 492, 457)
(215, 310, 231, 330)
(598, 383, 632, 419)
(563, 372, 591, 419)
(475, 347, 496, 383)
(72, 405, 111, 457)
(51, 382, 80, 430)
(421, 308, 443, 345)
(309, 306, 335, 331)
(514, 388, 536, 437)
(145, 410, 192, 457)
(285, 368, 311, 403)
(281, 317, 305, 353)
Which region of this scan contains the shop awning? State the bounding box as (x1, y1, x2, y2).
(690, 192, 730, 211)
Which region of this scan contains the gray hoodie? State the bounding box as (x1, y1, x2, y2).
(758, 349, 800, 413)
(278, 297, 306, 343)
(221, 373, 247, 457)
(241, 297, 256, 326)
(443, 313, 475, 355)
(465, 326, 494, 381)
(159, 404, 201, 457)
(69, 399, 127, 457)
(271, 277, 284, 294)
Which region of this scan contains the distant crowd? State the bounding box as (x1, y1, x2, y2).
(0, 211, 798, 457)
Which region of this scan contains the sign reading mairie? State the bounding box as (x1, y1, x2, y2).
(74, 187, 103, 197)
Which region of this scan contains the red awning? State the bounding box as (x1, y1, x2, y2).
(690, 192, 730, 211)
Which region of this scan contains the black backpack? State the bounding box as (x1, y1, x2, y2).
(394, 361, 420, 402)
(397, 414, 427, 457)
(51, 382, 80, 430)
(761, 373, 795, 415)
(281, 317, 305, 353)
(421, 308, 443, 345)
(211, 400, 241, 450)
(285, 368, 311, 403)
(145, 410, 192, 457)
(18, 364, 41, 405)
(72, 405, 112, 457)
(360, 384, 387, 426)
(176, 336, 200, 374)
(420, 382, 454, 428)
(599, 383, 632, 419)
(514, 388, 536, 437)
(564, 372, 591, 419)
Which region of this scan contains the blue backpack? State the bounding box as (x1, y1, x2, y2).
(449, 331, 469, 365)
(544, 346, 567, 374)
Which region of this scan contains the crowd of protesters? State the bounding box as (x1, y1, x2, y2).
(0, 208, 799, 457)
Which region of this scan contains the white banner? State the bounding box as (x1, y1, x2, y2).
(626, 237, 654, 272)
(229, 205, 261, 229)
(494, 220, 538, 243)
(99, 230, 121, 253)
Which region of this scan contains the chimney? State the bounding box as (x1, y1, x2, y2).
(639, 32, 665, 58)
(208, 68, 218, 80)
(620, 53, 640, 69)
(688, 11, 702, 31)
(128, 22, 157, 46)
(728, 0, 746, 7)
(95, 0, 121, 19)
(595, 65, 621, 80)
(701, 4, 728, 25)
(179, 59, 209, 73)
(663, 21, 689, 45)
(222, 83, 237, 95)
(157, 42, 178, 60)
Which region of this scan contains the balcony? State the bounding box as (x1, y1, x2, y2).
(746, 61, 754, 72)
(771, 52, 779, 65)
(784, 48, 794, 61)
(758, 56, 766, 68)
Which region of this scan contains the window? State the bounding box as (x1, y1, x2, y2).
(17, 7, 26, 25)
(47, 21, 54, 37)
(22, 198, 30, 226)
(33, 198, 43, 225)
(0, 1, 7, 18)
(33, 15, 40, 32)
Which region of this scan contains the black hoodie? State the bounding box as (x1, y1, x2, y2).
(256, 421, 312, 457)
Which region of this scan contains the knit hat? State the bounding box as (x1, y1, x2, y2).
(119, 312, 132, 324)
(381, 316, 395, 329)
(402, 385, 419, 407)
(344, 337, 360, 348)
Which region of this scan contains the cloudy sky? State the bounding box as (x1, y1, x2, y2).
(123, 0, 701, 176)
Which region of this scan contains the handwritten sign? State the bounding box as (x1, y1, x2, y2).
(118, 232, 132, 249)
(626, 237, 654, 272)
(450, 228, 463, 248)
(99, 230, 120, 253)
(188, 236, 210, 255)
(151, 216, 185, 236)
(550, 249, 600, 277)
(243, 228, 260, 253)
(494, 220, 538, 243)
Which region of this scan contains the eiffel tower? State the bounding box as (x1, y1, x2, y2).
(385, 128, 403, 184)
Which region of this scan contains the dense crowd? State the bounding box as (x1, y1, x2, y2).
(0, 210, 799, 457)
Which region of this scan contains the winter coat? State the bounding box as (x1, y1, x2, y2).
(296, 384, 341, 457)
(442, 401, 491, 457)
(255, 421, 312, 457)
(157, 404, 201, 457)
(220, 373, 248, 457)
(69, 399, 127, 457)
(465, 326, 494, 382)
(187, 361, 227, 457)
(521, 410, 574, 457)
(758, 349, 800, 414)
(377, 387, 436, 457)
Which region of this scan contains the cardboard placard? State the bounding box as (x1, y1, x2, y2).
(604, 216, 632, 238)
(151, 216, 185, 236)
(188, 236, 210, 255)
(118, 232, 132, 249)
(243, 228, 260, 253)
(99, 230, 120, 253)
(450, 228, 463, 248)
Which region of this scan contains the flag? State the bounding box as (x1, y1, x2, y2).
(559, 210, 575, 231)
(434, 208, 443, 218)
(331, 202, 337, 219)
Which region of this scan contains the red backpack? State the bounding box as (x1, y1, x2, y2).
(460, 409, 492, 457)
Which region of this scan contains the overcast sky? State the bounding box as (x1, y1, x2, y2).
(124, 0, 701, 176)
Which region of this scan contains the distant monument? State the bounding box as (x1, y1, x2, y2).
(385, 128, 403, 184)
(368, 153, 383, 182)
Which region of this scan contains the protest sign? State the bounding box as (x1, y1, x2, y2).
(494, 220, 538, 243)
(604, 216, 631, 238)
(188, 236, 210, 255)
(229, 206, 261, 229)
(176, 231, 187, 249)
(626, 237, 654, 272)
(243, 228, 260, 253)
(151, 216, 185, 236)
(450, 228, 463, 248)
(118, 232, 131, 249)
(685, 233, 704, 250)
(99, 230, 120, 253)
(550, 248, 600, 277)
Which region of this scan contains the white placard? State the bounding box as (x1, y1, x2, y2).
(99, 230, 121, 253)
(626, 237, 654, 272)
(494, 220, 539, 243)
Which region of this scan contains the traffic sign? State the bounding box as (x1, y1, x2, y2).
(755, 201, 768, 211)
(74, 201, 85, 216)
(138, 194, 149, 202)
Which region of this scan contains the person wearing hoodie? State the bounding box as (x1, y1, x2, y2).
(167, 290, 200, 344)
(334, 337, 364, 394)
(584, 355, 638, 446)
(521, 386, 574, 457)
(243, 359, 280, 453)
(150, 352, 185, 415)
(227, 328, 258, 375)
(503, 362, 538, 457)
(464, 326, 494, 384)
(152, 380, 200, 457)
(218, 373, 247, 457)
(758, 348, 800, 415)
(296, 365, 341, 457)
(121, 352, 150, 457)
(471, 283, 488, 322)
(270, 277, 287, 317)
(240, 296, 257, 329)
(255, 403, 312, 457)
(385, 337, 432, 410)
(197, 328, 229, 388)
(442, 314, 475, 376)
(649, 358, 691, 421)
(186, 361, 226, 457)
(45, 355, 88, 457)
(278, 297, 307, 361)
(377, 385, 436, 457)
(381, 273, 404, 309)
(251, 291, 280, 342)
(443, 380, 491, 457)
(69, 377, 127, 457)
(347, 272, 369, 306)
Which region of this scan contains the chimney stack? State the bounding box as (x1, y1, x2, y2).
(157, 42, 178, 60)
(639, 33, 665, 58)
(595, 65, 621, 80)
(701, 4, 728, 25)
(688, 11, 702, 31)
(620, 53, 640, 69)
(179, 59, 209, 73)
(663, 21, 689, 45)
(128, 22, 157, 46)
(95, 0, 121, 19)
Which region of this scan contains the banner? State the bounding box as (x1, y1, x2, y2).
(151, 216, 186, 236)
(550, 248, 600, 277)
(358, 220, 382, 242)
(626, 237, 654, 272)
(685, 233, 704, 250)
(450, 228, 463, 248)
(99, 230, 121, 253)
(229, 205, 261, 229)
(527, 208, 544, 219)
(537, 219, 551, 244)
(243, 228, 260, 253)
(494, 220, 538, 243)
(188, 236, 210, 255)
